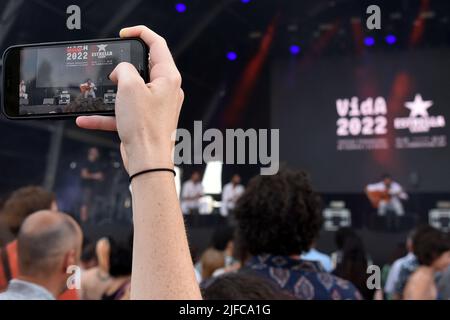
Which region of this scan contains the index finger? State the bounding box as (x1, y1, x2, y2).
(120, 25, 179, 83)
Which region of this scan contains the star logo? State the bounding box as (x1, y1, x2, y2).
(97, 44, 108, 52)
(404, 94, 433, 118)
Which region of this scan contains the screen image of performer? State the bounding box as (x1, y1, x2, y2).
(80, 79, 97, 98)
(181, 171, 204, 215)
(80, 147, 104, 223)
(220, 174, 245, 217)
(19, 80, 28, 99)
(366, 174, 408, 230)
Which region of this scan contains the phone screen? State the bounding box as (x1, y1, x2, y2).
(3, 39, 148, 118)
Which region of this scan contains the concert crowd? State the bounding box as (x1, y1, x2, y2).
(0, 26, 449, 301)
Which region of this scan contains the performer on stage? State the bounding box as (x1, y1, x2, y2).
(19, 80, 28, 100)
(220, 174, 244, 217)
(366, 174, 408, 230)
(80, 79, 97, 98)
(80, 147, 104, 223)
(181, 171, 204, 215)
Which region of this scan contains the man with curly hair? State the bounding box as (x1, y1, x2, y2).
(233, 168, 362, 300)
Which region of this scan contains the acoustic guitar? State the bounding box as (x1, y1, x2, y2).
(366, 190, 391, 208)
(80, 84, 92, 94)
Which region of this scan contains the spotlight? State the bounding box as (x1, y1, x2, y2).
(226, 51, 237, 61)
(364, 36, 375, 47)
(290, 45, 301, 55)
(175, 3, 187, 13)
(385, 34, 397, 45)
(241, 0, 251, 3)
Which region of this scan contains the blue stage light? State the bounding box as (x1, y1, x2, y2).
(290, 45, 301, 55)
(175, 3, 187, 13)
(364, 36, 375, 47)
(226, 51, 237, 61)
(385, 34, 397, 45)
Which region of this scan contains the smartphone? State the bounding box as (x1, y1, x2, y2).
(1, 38, 149, 119)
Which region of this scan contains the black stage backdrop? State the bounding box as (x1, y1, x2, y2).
(272, 48, 450, 194)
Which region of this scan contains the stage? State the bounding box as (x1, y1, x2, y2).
(79, 189, 450, 267)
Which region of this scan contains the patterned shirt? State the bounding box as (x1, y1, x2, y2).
(245, 255, 362, 300)
(394, 255, 419, 297)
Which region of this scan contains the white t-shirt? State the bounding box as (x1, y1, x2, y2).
(220, 183, 245, 216)
(366, 181, 408, 200)
(181, 180, 203, 214)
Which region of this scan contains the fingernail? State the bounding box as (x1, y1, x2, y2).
(119, 28, 127, 38)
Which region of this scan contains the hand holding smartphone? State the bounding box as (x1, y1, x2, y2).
(2, 37, 148, 119)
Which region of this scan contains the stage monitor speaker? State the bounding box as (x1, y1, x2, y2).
(104, 91, 116, 104)
(323, 206, 351, 231)
(43, 98, 55, 105)
(19, 98, 29, 105)
(59, 92, 71, 105)
(429, 208, 450, 232)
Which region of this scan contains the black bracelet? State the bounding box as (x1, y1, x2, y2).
(129, 168, 176, 183)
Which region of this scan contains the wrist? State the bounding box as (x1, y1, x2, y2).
(125, 142, 174, 175)
(129, 168, 176, 184)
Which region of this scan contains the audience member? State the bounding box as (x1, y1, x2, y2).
(213, 231, 250, 278)
(392, 226, 435, 299)
(403, 227, 450, 300)
(101, 236, 133, 300)
(380, 242, 407, 297)
(199, 248, 225, 281)
(195, 226, 234, 279)
(80, 237, 113, 300)
(330, 227, 357, 270)
(211, 226, 237, 275)
(0, 187, 58, 291)
(233, 168, 362, 300)
(202, 271, 295, 300)
(333, 232, 375, 300)
(0, 211, 82, 300)
(80, 240, 98, 270)
(437, 265, 450, 300)
(384, 230, 416, 299)
(301, 241, 333, 272)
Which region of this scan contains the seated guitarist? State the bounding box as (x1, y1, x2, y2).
(80, 79, 97, 99)
(365, 174, 408, 218)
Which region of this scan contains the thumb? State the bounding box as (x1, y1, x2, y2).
(109, 62, 144, 86)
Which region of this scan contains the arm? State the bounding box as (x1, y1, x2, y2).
(390, 184, 408, 200)
(76, 26, 201, 300)
(81, 168, 92, 179)
(222, 186, 230, 204)
(181, 185, 192, 201)
(182, 187, 202, 201)
(81, 168, 103, 181)
(131, 172, 199, 299)
(183, 195, 201, 201)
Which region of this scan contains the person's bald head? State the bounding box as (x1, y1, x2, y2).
(17, 210, 82, 278)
